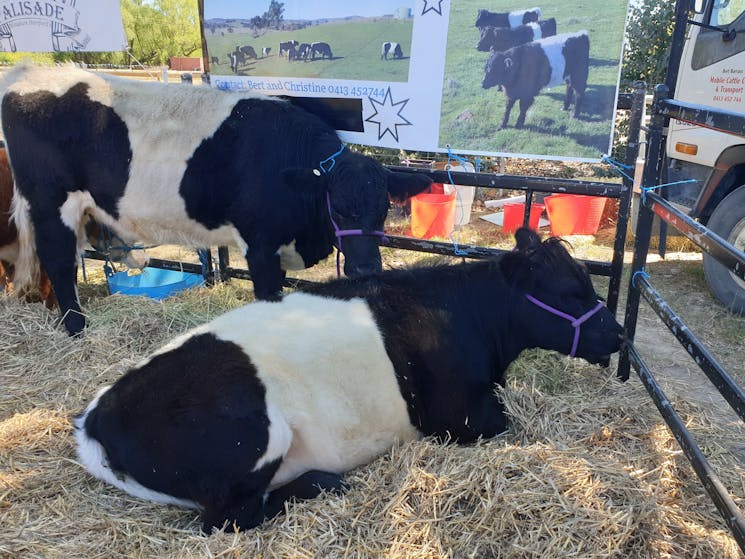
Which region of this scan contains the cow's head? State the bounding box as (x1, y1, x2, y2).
(474, 9, 491, 28)
(482, 50, 514, 89)
(282, 151, 431, 277)
(476, 28, 502, 52)
(500, 228, 623, 364)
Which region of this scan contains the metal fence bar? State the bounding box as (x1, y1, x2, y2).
(643, 191, 745, 281)
(632, 272, 745, 421)
(626, 343, 745, 551)
(388, 166, 624, 198)
(660, 97, 745, 137)
(385, 235, 614, 276)
(620, 77, 745, 553)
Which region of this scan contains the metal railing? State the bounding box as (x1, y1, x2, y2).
(619, 83, 745, 553)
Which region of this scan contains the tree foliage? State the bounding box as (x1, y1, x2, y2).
(0, 0, 202, 67)
(120, 0, 202, 66)
(622, 0, 676, 88)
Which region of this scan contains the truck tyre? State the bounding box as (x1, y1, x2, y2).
(703, 185, 745, 315)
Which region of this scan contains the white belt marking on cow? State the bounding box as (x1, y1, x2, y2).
(253, 402, 292, 472)
(528, 22, 542, 40)
(538, 33, 584, 89)
(208, 293, 418, 488)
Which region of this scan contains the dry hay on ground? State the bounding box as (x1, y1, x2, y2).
(1, 286, 744, 559)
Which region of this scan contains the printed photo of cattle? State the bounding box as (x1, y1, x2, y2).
(439, 0, 629, 160)
(203, 1, 414, 81)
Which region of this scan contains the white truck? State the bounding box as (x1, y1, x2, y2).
(661, 0, 745, 313)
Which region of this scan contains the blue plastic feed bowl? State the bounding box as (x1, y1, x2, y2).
(107, 267, 204, 300)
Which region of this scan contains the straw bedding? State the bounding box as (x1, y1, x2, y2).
(1, 283, 744, 558)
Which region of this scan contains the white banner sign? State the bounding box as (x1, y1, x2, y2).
(0, 0, 126, 52)
(204, 0, 628, 162)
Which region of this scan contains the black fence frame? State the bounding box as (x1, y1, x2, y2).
(618, 82, 745, 552)
(84, 84, 647, 322)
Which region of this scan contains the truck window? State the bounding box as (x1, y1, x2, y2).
(712, 0, 745, 25)
(691, 0, 745, 69)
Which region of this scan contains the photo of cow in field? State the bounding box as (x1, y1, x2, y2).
(438, 0, 626, 160)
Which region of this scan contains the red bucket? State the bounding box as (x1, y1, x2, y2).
(502, 202, 545, 233)
(544, 194, 607, 235)
(411, 192, 456, 239)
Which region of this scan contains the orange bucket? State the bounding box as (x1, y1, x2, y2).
(502, 202, 545, 233)
(544, 194, 607, 235)
(411, 192, 456, 239)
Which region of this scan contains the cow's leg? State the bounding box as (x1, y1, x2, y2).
(245, 247, 286, 301)
(563, 82, 573, 112)
(263, 470, 347, 520)
(499, 97, 517, 129)
(33, 214, 84, 335)
(571, 88, 583, 118)
(515, 98, 534, 129)
(200, 460, 282, 533)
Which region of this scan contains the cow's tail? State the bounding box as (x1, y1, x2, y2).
(9, 190, 40, 294)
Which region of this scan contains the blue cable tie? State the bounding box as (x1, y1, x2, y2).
(601, 155, 633, 170)
(318, 144, 345, 174)
(631, 268, 649, 288)
(640, 179, 697, 206)
(600, 155, 635, 183)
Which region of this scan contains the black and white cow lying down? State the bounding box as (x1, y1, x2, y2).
(74, 228, 624, 532)
(0, 63, 432, 335)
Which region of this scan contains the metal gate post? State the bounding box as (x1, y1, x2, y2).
(618, 84, 670, 381)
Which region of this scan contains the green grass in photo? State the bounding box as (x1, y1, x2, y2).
(440, 0, 629, 159)
(205, 19, 413, 81)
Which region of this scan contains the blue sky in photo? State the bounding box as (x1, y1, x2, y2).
(204, 1, 414, 20)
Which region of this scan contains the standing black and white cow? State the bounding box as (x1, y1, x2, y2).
(261, 46, 271, 58)
(310, 42, 333, 60)
(1, 63, 432, 335)
(476, 18, 557, 52)
(228, 50, 245, 73)
(295, 43, 311, 61)
(482, 31, 590, 129)
(278, 40, 298, 57)
(74, 228, 624, 532)
(475, 7, 541, 29)
(381, 41, 403, 60)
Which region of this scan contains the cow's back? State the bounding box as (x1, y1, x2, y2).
(206, 292, 418, 485)
(0, 64, 337, 248)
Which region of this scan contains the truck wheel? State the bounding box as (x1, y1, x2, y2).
(703, 185, 745, 315)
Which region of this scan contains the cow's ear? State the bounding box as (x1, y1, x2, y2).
(281, 168, 328, 194)
(514, 227, 541, 252)
(386, 171, 432, 202)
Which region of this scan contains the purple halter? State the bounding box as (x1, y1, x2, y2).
(326, 193, 387, 277)
(525, 294, 606, 358)
(318, 144, 387, 277)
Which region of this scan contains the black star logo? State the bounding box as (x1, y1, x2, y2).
(365, 88, 412, 142)
(421, 0, 444, 16)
